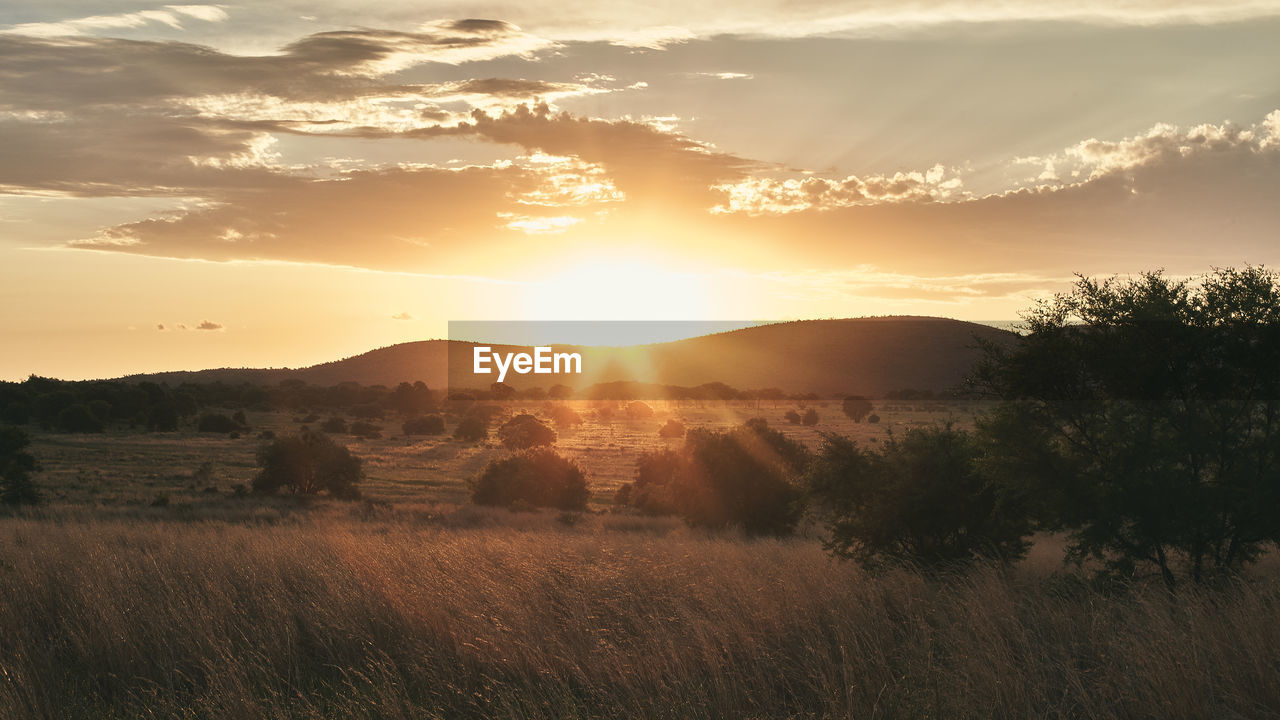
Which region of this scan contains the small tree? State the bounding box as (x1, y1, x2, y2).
(252, 429, 363, 499)
(320, 416, 347, 434)
(56, 404, 103, 433)
(807, 426, 1031, 568)
(842, 395, 873, 422)
(0, 425, 41, 505)
(784, 410, 802, 425)
(802, 408, 819, 426)
(470, 448, 589, 510)
(498, 413, 556, 450)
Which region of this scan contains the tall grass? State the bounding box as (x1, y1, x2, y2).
(2, 513, 1278, 719)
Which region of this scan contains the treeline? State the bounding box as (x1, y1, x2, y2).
(0, 377, 437, 433)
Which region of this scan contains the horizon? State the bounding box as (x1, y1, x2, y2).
(3, 2, 1278, 379)
(5, 315, 1023, 382)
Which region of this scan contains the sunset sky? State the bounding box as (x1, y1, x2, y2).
(3, 1, 1279, 380)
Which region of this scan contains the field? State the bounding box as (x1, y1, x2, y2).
(4, 402, 1280, 719)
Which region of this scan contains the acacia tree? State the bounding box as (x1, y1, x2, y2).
(976, 267, 1280, 587)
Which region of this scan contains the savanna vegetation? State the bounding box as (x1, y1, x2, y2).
(3, 267, 1280, 719)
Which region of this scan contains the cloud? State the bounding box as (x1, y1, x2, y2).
(713, 165, 966, 214)
(196, 320, 223, 330)
(391, 312, 414, 320)
(156, 323, 166, 331)
(4, 5, 228, 37)
(750, 267, 1073, 304)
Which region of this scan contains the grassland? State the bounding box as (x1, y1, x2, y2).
(4, 401, 1280, 719)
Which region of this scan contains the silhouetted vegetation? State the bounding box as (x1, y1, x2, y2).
(497, 413, 556, 450)
(784, 410, 802, 424)
(252, 430, 363, 499)
(658, 419, 685, 438)
(976, 267, 1280, 587)
(0, 425, 41, 505)
(619, 419, 808, 535)
(470, 448, 589, 510)
(842, 395, 873, 422)
(402, 415, 446, 436)
(802, 408, 819, 426)
(808, 426, 1032, 567)
(196, 413, 240, 434)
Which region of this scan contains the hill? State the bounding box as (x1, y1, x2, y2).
(124, 317, 1015, 397)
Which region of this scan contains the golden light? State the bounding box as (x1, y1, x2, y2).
(525, 255, 714, 320)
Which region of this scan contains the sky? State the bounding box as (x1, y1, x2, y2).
(2, 1, 1279, 380)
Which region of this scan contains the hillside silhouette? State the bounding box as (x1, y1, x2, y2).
(124, 317, 1014, 397)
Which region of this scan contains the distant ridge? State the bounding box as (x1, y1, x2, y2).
(122, 317, 1016, 397)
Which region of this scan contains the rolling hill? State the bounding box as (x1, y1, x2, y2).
(123, 317, 1016, 398)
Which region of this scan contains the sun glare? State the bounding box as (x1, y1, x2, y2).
(526, 257, 713, 320)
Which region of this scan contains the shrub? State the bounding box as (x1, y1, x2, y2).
(867, 413, 881, 424)
(618, 419, 808, 535)
(625, 401, 655, 420)
(453, 415, 488, 442)
(0, 425, 41, 505)
(231, 410, 249, 427)
(350, 403, 383, 420)
(470, 448, 589, 510)
(402, 415, 446, 436)
(320, 416, 347, 434)
(658, 419, 685, 438)
(348, 421, 382, 439)
(784, 410, 802, 425)
(842, 395, 873, 422)
(196, 413, 239, 434)
(547, 405, 583, 428)
(497, 413, 556, 450)
(807, 425, 1032, 568)
(802, 408, 820, 426)
(252, 429, 363, 499)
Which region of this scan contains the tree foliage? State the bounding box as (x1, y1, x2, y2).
(470, 448, 589, 510)
(0, 425, 41, 505)
(497, 413, 557, 450)
(252, 429, 363, 499)
(619, 418, 808, 535)
(807, 426, 1031, 567)
(976, 267, 1280, 586)
(842, 396, 873, 422)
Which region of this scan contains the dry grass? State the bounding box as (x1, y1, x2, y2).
(2, 510, 1279, 719)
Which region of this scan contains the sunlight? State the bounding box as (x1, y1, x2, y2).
(525, 256, 713, 320)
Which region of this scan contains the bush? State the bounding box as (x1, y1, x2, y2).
(784, 410, 802, 425)
(0, 425, 41, 505)
(320, 416, 347, 434)
(453, 415, 488, 442)
(348, 421, 382, 439)
(842, 395, 873, 422)
(196, 413, 239, 434)
(470, 448, 589, 510)
(252, 429, 363, 499)
(625, 401, 654, 420)
(807, 425, 1032, 568)
(547, 405, 583, 428)
(658, 419, 685, 438)
(802, 408, 819, 426)
(618, 419, 808, 535)
(402, 415, 446, 436)
(867, 413, 881, 424)
(498, 413, 556, 450)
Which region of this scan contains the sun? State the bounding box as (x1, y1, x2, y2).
(525, 256, 713, 320)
